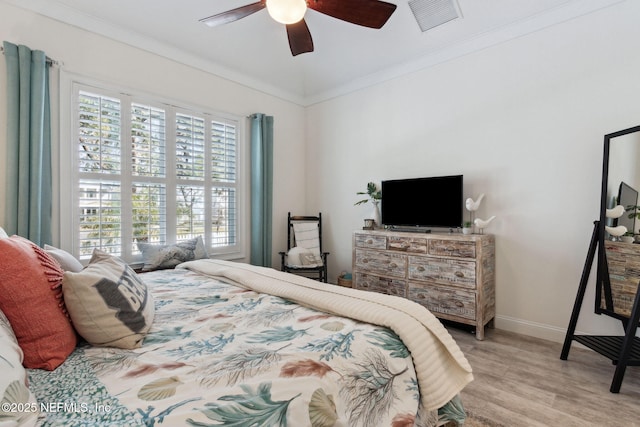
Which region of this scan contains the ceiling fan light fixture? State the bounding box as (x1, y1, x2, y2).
(266, 0, 307, 24)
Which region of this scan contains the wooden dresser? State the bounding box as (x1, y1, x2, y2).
(603, 240, 640, 318)
(352, 230, 495, 340)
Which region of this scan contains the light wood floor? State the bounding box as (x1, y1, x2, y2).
(446, 326, 640, 426)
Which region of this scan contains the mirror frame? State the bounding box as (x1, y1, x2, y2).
(597, 124, 640, 319)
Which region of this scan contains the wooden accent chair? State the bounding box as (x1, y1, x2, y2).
(279, 212, 329, 282)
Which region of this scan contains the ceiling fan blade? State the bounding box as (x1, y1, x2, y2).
(287, 19, 314, 56)
(199, 1, 266, 27)
(308, 0, 396, 29)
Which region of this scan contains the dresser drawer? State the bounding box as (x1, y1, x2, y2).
(408, 283, 476, 320)
(428, 239, 476, 258)
(354, 273, 406, 297)
(354, 233, 387, 249)
(355, 248, 406, 278)
(408, 256, 476, 289)
(388, 236, 427, 253)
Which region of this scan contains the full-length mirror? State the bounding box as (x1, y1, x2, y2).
(561, 125, 640, 394)
(599, 125, 640, 318)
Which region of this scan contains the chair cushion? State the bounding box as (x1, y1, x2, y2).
(137, 236, 209, 271)
(286, 246, 322, 268)
(286, 246, 310, 267)
(0, 235, 77, 370)
(62, 250, 155, 349)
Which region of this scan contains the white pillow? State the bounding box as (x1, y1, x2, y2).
(286, 246, 309, 267)
(286, 246, 322, 267)
(44, 244, 84, 272)
(0, 227, 8, 239)
(62, 250, 155, 349)
(0, 310, 40, 426)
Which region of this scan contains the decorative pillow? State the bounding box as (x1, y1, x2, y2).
(300, 252, 323, 267)
(0, 227, 8, 239)
(44, 244, 84, 272)
(62, 250, 155, 349)
(0, 235, 77, 370)
(137, 236, 209, 271)
(286, 246, 312, 267)
(286, 246, 323, 267)
(0, 310, 39, 426)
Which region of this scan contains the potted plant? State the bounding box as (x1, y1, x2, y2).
(355, 182, 382, 226)
(355, 182, 382, 205)
(462, 221, 473, 235)
(625, 204, 640, 220)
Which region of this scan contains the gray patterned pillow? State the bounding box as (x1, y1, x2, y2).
(137, 236, 209, 271)
(62, 250, 155, 349)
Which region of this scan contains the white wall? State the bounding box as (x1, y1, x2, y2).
(305, 1, 640, 341)
(0, 2, 306, 266)
(3, 1, 640, 342)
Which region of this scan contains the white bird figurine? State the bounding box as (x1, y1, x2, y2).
(474, 216, 496, 234)
(605, 225, 627, 238)
(606, 205, 625, 219)
(465, 193, 485, 212)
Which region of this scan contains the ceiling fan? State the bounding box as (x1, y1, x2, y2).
(200, 0, 397, 56)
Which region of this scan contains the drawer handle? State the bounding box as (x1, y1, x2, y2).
(389, 262, 398, 269)
(416, 266, 425, 272)
(363, 259, 369, 264)
(454, 271, 465, 278)
(366, 239, 373, 244)
(445, 246, 455, 251)
(441, 300, 464, 309)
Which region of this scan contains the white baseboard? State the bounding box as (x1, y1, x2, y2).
(494, 315, 569, 343)
(494, 314, 640, 346)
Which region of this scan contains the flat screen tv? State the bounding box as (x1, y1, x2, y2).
(381, 175, 463, 229)
(616, 181, 638, 233)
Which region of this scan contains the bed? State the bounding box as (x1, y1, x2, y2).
(0, 236, 472, 427)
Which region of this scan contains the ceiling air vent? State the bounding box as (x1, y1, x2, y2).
(408, 0, 461, 32)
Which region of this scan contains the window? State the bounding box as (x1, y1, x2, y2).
(68, 83, 243, 262)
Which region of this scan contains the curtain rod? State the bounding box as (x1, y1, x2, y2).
(0, 45, 58, 66)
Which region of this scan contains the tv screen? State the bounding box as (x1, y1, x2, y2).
(381, 175, 463, 229)
(616, 181, 638, 234)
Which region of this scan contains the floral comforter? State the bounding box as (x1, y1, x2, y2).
(28, 267, 466, 426)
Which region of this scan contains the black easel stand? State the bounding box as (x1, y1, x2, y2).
(560, 220, 640, 393)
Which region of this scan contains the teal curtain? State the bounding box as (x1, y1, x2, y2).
(3, 41, 52, 246)
(249, 113, 274, 267)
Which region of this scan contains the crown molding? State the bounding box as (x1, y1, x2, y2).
(303, 0, 626, 105)
(2, 0, 627, 107)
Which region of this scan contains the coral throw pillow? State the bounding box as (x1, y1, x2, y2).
(0, 236, 78, 370)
